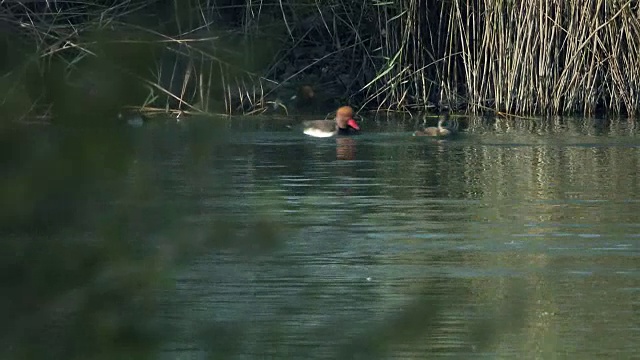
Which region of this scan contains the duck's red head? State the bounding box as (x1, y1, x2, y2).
(336, 106, 359, 130)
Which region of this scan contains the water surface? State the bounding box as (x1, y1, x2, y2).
(1, 116, 639, 359)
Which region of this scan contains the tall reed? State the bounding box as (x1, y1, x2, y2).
(362, 0, 640, 116)
(3, 0, 639, 117)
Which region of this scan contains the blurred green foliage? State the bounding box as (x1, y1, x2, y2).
(0, 113, 297, 359)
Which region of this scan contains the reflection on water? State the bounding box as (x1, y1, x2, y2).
(1, 116, 639, 359)
(336, 137, 357, 160)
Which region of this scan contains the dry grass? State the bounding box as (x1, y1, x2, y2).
(365, 0, 640, 116)
(1, 0, 639, 118)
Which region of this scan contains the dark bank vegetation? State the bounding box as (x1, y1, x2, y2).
(1, 0, 639, 123)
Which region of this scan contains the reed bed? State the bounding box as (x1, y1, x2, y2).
(1, 0, 639, 118)
(361, 0, 640, 116)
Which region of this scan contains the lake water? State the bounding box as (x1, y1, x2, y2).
(1, 115, 639, 359)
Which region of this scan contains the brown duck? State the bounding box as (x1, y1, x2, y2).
(414, 115, 458, 137)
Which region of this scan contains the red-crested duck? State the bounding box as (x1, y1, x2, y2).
(303, 106, 360, 138)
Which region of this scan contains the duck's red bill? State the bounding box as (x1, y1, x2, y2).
(347, 118, 360, 130)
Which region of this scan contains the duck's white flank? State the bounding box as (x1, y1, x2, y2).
(303, 128, 335, 138)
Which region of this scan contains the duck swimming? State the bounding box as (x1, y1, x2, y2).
(413, 114, 458, 137)
(303, 106, 360, 138)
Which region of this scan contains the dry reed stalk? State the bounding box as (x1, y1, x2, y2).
(432, 0, 640, 116)
(4, 0, 640, 117)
